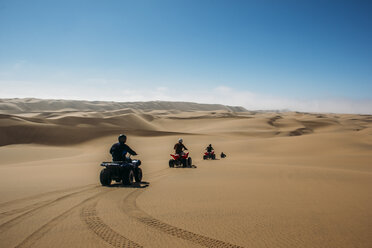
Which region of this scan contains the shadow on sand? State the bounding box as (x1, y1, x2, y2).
(108, 181, 150, 188)
(172, 165, 198, 169)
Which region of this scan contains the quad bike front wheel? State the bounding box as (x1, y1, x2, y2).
(135, 168, 142, 182)
(169, 159, 175, 168)
(100, 168, 111, 186)
(123, 169, 134, 185)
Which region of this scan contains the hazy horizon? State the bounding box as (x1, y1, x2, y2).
(1, 0, 371, 114)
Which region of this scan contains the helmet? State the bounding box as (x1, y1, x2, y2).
(209, 144, 212, 146)
(118, 134, 127, 143)
(178, 138, 183, 143)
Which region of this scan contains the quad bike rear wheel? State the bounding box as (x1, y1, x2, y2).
(182, 158, 187, 168)
(100, 169, 111, 186)
(169, 159, 174, 168)
(135, 168, 142, 182)
(187, 157, 192, 167)
(123, 169, 134, 185)
(203, 155, 207, 160)
(212, 154, 216, 160)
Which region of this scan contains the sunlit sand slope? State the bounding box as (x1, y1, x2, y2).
(0, 100, 371, 247)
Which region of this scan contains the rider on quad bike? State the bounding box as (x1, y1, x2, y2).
(206, 144, 214, 153)
(203, 144, 216, 160)
(174, 138, 188, 156)
(110, 134, 137, 161)
(169, 138, 192, 168)
(99, 134, 142, 186)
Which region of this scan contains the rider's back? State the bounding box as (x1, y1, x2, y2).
(110, 143, 133, 161)
(174, 143, 185, 154)
(110, 143, 123, 161)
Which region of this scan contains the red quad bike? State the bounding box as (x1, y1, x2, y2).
(169, 152, 192, 168)
(203, 151, 216, 160)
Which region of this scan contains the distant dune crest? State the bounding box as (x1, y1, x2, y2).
(0, 98, 371, 147)
(0, 98, 247, 114)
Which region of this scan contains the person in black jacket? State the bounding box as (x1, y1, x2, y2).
(206, 144, 214, 153)
(174, 138, 188, 155)
(220, 152, 226, 158)
(110, 134, 137, 161)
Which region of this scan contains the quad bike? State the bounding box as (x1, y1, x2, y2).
(100, 155, 142, 186)
(203, 151, 216, 160)
(169, 152, 192, 168)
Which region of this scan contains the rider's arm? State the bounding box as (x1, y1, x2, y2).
(125, 144, 138, 156)
(183, 144, 188, 150)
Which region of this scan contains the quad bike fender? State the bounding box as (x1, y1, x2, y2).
(132, 159, 141, 166)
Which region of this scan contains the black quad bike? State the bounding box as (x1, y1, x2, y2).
(100, 156, 142, 186)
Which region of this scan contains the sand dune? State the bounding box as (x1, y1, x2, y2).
(0, 98, 247, 114)
(0, 99, 371, 247)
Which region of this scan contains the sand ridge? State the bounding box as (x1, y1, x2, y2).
(0, 99, 371, 247)
(0, 98, 247, 114)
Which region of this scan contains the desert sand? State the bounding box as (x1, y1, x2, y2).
(0, 98, 371, 248)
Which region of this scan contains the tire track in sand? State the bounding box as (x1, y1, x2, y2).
(81, 201, 143, 248)
(15, 188, 111, 248)
(122, 189, 245, 248)
(0, 184, 96, 209)
(0, 184, 96, 219)
(0, 185, 100, 232)
(0, 168, 168, 230)
(78, 169, 173, 248)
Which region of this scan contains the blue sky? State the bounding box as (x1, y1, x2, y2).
(0, 0, 371, 113)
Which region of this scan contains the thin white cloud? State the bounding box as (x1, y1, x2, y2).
(12, 60, 27, 70)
